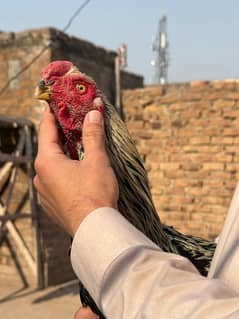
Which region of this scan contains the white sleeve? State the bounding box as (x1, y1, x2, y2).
(208, 183, 239, 293)
(71, 207, 239, 319)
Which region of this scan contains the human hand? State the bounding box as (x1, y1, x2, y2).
(74, 307, 99, 319)
(34, 106, 119, 236)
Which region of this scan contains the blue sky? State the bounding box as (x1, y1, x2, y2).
(1, 0, 239, 83)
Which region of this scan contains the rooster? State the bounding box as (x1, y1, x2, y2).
(35, 60, 216, 318)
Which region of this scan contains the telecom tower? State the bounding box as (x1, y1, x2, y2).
(151, 15, 169, 84)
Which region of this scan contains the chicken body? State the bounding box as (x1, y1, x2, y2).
(36, 61, 216, 318)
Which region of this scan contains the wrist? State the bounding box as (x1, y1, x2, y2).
(67, 200, 117, 236)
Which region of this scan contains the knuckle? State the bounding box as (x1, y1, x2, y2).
(94, 152, 109, 164)
(83, 129, 105, 149)
(34, 156, 44, 173)
(33, 175, 39, 189)
(84, 126, 104, 139)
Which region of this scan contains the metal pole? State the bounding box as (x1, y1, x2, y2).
(114, 55, 121, 116)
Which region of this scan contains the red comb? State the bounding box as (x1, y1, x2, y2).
(40, 60, 73, 80)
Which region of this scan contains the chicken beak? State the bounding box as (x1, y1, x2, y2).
(35, 81, 51, 101)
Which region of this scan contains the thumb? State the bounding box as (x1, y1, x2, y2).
(82, 110, 106, 155)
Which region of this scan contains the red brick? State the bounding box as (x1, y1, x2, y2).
(160, 93, 180, 104)
(223, 110, 239, 118)
(206, 92, 225, 100)
(190, 80, 209, 87)
(190, 137, 210, 144)
(181, 163, 202, 171)
(202, 196, 224, 205)
(225, 92, 239, 99)
(212, 137, 233, 144)
(127, 121, 144, 129)
(223, 128, 239, 136)
(169, 102, 189, 111)
(182, 93, 203, 101)
(225, 163, 239, 172)
(160, 163, 181, 170)
(213, 99, 235, 109)
(203, 163, 225, 170)
(213, 153, 232, 163)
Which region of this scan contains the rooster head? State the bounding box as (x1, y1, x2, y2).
(35, 60, 104, 159)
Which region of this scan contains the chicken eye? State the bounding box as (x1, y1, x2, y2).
(76, 84, 87, 94)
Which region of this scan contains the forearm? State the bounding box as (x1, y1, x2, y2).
(71, 208, 239, 319)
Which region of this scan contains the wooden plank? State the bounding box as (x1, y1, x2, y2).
(0, 203, 36, 276)
(0, 162, 13, 181)
(24, 125, 44, 288)
(0, 115, 33, 128)
(0, 153, 32, 164)
(0, 162, 13, 192)
(0, 213, 33, 222)
(0, 125, 39, 284)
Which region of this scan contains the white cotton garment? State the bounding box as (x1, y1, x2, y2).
(208, 183, 239, 293)
(71, 207, 239, 319)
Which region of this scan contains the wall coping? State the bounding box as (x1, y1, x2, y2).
(0, 27, 115, 66)
(0, 27, 143, 76)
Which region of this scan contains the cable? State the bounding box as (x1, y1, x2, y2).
(62, 0, 91, 32)
(0, 0, 91, 96)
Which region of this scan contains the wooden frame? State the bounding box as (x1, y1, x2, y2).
(0, 115, 44, 288)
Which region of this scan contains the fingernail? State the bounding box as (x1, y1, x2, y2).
(88, 110, 103, 124)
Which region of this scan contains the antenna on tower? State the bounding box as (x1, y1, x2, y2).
(151, 15, 169, 84)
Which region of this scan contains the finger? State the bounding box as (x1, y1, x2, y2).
(74, 307, 99, 319)
(38, 105, 65, 157)
(82, 110, 106, 156)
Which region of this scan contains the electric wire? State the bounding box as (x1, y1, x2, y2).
(0, 0, 91, 96)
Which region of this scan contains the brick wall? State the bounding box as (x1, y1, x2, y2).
(0, 27, 143, 287)
(123, 80, 239, 240)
